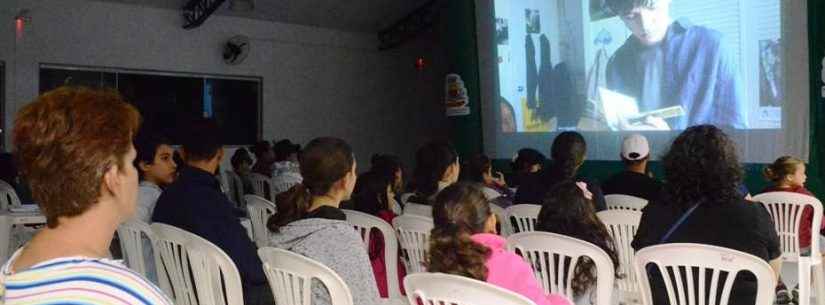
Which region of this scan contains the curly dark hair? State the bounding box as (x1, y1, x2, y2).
(662, 125, 744, 209)
(535, 181, 620, 297)
(427, 182, 492, 281)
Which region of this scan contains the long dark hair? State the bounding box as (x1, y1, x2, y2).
(460, 154, 492, 184)
(427, 182, 492, 281)
(267, 137, 354, 232)
(352, 170, 391, 216)
(662, 125, 743, 209)
(546, 132, 586, 182)
(413, 141, 458, 199)
(535, 181, 620, 297)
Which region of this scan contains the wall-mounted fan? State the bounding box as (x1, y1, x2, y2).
(223, 35, 250, 65)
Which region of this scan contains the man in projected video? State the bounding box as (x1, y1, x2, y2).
(605, 0, 748, 129)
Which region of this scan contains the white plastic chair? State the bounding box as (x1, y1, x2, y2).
(404, 272, 538, 305)
(489, 202, 513, 236)
(340, 209, 402, 299)
(505, 204, 541, 233)
(117, 219, 159, 281)
(248, 173, 272, 200)
(403, 202, 432, 217)
(151, 223, 244, 305)
(634, 243, 777, 305)
(0, 180, 22, 211)
(506, 231, 615, 305)
(597, 210, 643, 304)
(605, 194, 648, 211)
(258, 247, 354, 305)
(0, 214, 11, 265)
(392, 214, 434, 274)
(245, 194, 277, 248)
(753, 191, 825, 305)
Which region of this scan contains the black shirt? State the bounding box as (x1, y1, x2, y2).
(633, 197, 781, 305)
(303, 205, 346, 221)
(514, 170, 607, 211)
(601, 171, 663, 201)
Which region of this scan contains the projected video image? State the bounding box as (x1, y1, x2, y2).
(494, 0, 783, 132)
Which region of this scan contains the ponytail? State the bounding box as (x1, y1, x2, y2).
(427, 223, 490, 281)
(549, 131, 586, 181)
(267, 183, 312, 232)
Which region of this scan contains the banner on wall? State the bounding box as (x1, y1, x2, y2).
(445, 73, 471, 116)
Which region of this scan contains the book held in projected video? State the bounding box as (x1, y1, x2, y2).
(598, 87, 685, 131)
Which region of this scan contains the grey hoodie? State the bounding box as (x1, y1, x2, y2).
(269, 218, 382, 305)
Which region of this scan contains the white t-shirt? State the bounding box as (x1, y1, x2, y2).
(135, 181, 161, 223)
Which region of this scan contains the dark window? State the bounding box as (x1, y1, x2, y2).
(39, 66, 261, 145)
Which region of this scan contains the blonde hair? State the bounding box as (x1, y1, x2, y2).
(763, 156, 804, 182)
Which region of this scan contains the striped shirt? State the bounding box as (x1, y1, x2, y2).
(0, 248, 173, 305)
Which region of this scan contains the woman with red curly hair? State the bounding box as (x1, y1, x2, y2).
(0, 87, 172, 304)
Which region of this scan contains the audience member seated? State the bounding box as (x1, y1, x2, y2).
(760, 156, 823, 305)
(407, 141, 460, 205)
(271, 139, 303, 195)
(427, 182, 571, 305)
(133, 132, 177, 223)
(151, 119, 270, 305)
(632, 125, 781, 305)
(369, 154, 406, 214)
(351, 171, 407, 298)
(230, 147, 255, 195)
(268, 137, 383, 305)
(515, 132, 606, 210)
(461, 154, 514, 202)
(0, 153, 34, 205)
(1, 87, 171, 304)
(251, 140, 275, 178)
(601, 134, 663, 201)
(509, 148, 546, 189)
(535, 181, 620, 303)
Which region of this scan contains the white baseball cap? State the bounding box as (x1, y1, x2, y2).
(621, 134, 650, 161)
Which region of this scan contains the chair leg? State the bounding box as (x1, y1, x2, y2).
(813, 264, 825, 305)
(801, 262, 813, 305)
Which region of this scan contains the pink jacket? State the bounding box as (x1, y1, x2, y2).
(471, 233, 572, 305)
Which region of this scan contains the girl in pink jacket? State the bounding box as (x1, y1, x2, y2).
(427, 182, 571, 305)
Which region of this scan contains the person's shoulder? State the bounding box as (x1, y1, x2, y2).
(13, 259, 172, 304)
(678, 21, 724, 49)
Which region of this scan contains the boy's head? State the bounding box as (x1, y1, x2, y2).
(621, 133, 650, 168)
(607, 0, 672, 46)
(179, 119, 224, 173)
(134, 132, 177, 186)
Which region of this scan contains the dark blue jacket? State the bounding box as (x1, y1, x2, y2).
(606, 19, 747, 129)
(152, 166, 266, 286)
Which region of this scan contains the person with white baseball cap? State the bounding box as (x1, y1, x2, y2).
(601, 133, 663, 201)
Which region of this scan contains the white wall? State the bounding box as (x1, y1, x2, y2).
(0, 0, 449, 167)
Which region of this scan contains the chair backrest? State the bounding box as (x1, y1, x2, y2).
(0, 180, 22, 211)
(489, 202, 513, 236)
(403, 202, 433, 217)
(392, 214, 434, 274)
(506, 232, 615, 305)
(0, 214, 11, 265)
(404, 272, 538, 305)
(505, 204, 541, 233)
(752, 191, 824, 260)
(244, 194, 277, 248)
(151, 223, 244, 305)
(258, 247, 354, 305)
(248, 173, 272, 200)
(634, 243, 777, 305)
(117, 219, 157, 279)
(340, 209, 401, 299)
(596, 210, 643, 298)
(605, 194, 648, 211)
(224, 170, 246, 208)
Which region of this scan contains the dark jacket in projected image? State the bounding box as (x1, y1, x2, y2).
(606, 19, 748, 129)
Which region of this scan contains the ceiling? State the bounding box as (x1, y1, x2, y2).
(92, 0, 433, 33)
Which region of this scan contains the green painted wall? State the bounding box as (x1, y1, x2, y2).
(447, 0, 823, 198)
